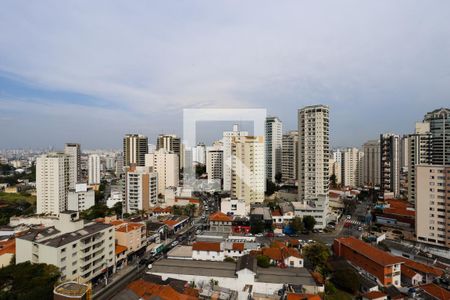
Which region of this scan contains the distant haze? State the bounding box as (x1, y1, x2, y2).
(1, 1, 449, 149)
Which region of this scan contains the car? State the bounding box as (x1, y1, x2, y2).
(276, 233, 285, 237)
(346, 215, 351, 220)
(171, 241, 179, 247)
(307, 239, 314, 243)
(147, 264, 153, 269)
(265, 232, 274, 237)
(255, 233, 264, 237)
(357, 226, 363, 231)
(317, 229, 323, 233)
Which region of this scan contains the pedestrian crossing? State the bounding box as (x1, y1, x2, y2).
(345, 220, 362, 225)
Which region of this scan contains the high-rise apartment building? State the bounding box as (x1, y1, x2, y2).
(223, 125, 248, 191)
(88, 154, 100, 185)
(125, 166, 158, 213)
(123, 134, 148, 167)
(298, 105, 330, 201)
(423, 108, 450, 165)
(362, 140, 381, 186)
(36, 152, 70, 215)
(281, 131, 298, 183)
(206, 144, 224, 184)
(330, 149, 342, 186)
(192, 143, 206, 165)
(145, 149, 179, 195)
(64, 143, 81, 189)
(265, 117, 283, 182)
(68, 183, 95, 211)
(156, 134, 182, 169)
(400, 135, 410, 171)
(415, 165, 450, 248)
(231, 136, 265, 205)
(408, 122, 432, 204)
(380, 133, 401, 198)
(341, 148, 364, 187)
(16, 212, 115, 283)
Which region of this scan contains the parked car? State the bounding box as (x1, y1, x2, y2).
(346, 215, 352, 220)
(265, 232, 274, 237)
(255, 233, 264, 237)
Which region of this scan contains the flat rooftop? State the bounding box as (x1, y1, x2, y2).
(151, 258, 317, 287)
(167, 245, 193, 258)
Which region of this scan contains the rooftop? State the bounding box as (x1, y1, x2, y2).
(420, 283, 450, 300)
(335, 236, 403, 266)
(192, 241, 221, 252)
(53, 282, 90, 297)
(19, 222, 112, 248)
(209, 211, 233, 222)
(362, 291, 387, 299)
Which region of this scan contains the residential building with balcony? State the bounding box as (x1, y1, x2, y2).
(16, 211, 115, 283)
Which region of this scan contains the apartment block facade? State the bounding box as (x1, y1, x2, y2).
(123, 134, 148, 167)
(281, 130, 298, 183)
(16, 212, 115, 283)
(125, 166, 158, 213)
(145, 149, 179, 195)
(265, 116, 283, 183)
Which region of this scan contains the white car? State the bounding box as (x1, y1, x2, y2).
(346, 215, 351, 220)
(255, 233, 264, 237)
(147, 264, 153, 269)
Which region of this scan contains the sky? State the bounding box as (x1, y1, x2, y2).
(1, 1, 449, 149)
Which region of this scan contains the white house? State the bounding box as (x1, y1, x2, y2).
(192, 241, 224, 261)
(221, 198, 248, 217)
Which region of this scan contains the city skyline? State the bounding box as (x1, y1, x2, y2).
(1, 1, 450, 149)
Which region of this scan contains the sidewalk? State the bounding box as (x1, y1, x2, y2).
(92, 263, 138, 296)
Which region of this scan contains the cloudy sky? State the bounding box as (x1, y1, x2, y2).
(1, 1, 449, 149)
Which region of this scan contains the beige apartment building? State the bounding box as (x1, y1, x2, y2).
(416, 165, 450, 248)
(145, 149, 179, 195)
(125, 166, 158, 213)
(16, 212, 115, 283)
(231, 135, 265, 205)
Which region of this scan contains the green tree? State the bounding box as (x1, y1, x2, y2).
(302, 242, 330, 271)
(265, 179, 278, 196)
(332, 268, 361, 294)
(0, 261, 60, 299)
(251, 220, 265, 234)
(113, 201, 122, 216)
(330, 174, 337, 188)
(303, 215, 317, 232)
(256, 255, 271, 268)
(290, 216, 304, 234)
(275, 172, 282, 184)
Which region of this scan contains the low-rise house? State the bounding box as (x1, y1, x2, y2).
(333, 237, 403, 287)
(209, 212, 233, 233)
(221, 198, 248, 217)
(0, 238, 15, 268)
(145, 221, 168, 244)
(398, 256, 444, 284)
(163, 216, 189, 234)
(259, 246, 304, 268)
(110, 220, 146, 255)
(362, 291, 388, 300)
(174, 197, 200, 207)
(291, 198, 328, 229)
(148, 255, 320, 300)
(419, 283, 450, 300)
(192, 241, 223, 261)
(151, 206, 172, 217)
(401, 265, 423, 287)
(250, 207, 273, 228)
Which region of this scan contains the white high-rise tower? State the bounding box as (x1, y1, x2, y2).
(88, 154, 101, 185)
(222, 124, 248, 191)
(265, 116, 283, 182)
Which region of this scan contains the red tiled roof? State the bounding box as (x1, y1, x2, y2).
(285, 248, 303, 259)
(192, 241, 221, 252)
(111, 220, 125, 226)
(272, 209, 281, 216)
(287, 294, 321, 300)
(116, 222, 144, 233)
(115, 244, 128, 255)
(335, 237, 403, 266)
(127, 279, 198, 300)
(310, 271, 324, 285)
(209, 212, 232, 222)
(163, 220, 179, 227)
(289, 239, 300, 246)
(399, 257, 444, 277)
(362, 291, 387, 299)
(262, 247, 283, 261)
(383, 207, 415, 217)
(329, 191, 341, 198)
(175, 197, 200, 204)
(401, 265, 419, 279)
(232, 243, 244, 251)
(153, 206, 172, 213)
(420, 283, 450, 300)
(0, 239, 15, 256)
